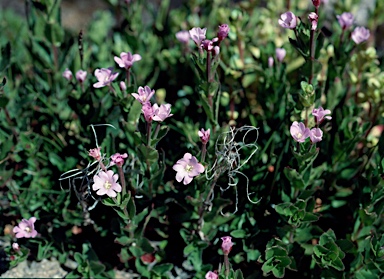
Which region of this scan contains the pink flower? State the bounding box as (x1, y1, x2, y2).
(309, 128, 323, 143)
(114, 52, 142, 69)
(93, 67, 119, 88)
(268, 57, 274, 68)
(351, 27, 370, 44)
(120, 81, 127, 91)
(290, 121, 310, 143)
(278, 12, 297, 29)
(221, 236, 233, 255)
(312, 107, 332, 125)
(176, 30, 190, 44)
(142, 102, 154, 122)
(89, 147, 102, 161)
(312, 0, 321, 8)
(205, 271, 218, 279)
(132, 86, 155, 104)
(92, 170, 122, 198)
(76, 70, 87, 83)
(189, 27, 207, 46)
(276, 48, 286, 62)
(173, 153, 204, 185)
(12, 243, 20, 251)
(153, 104, 173, 122)
(337, 12, 354, 30)
(201, 40, 214, 51)
(308, 12, 318, 31)
(217, 24, 230, 41)
(62, 68, 73, 81)
(13, 217, 38, 238)
(110, 153, 128, 167)
(198, 128, 210, 144)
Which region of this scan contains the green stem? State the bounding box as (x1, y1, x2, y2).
(118, 165, 126, 197)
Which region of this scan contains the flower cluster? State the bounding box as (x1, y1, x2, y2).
(290, 107, 331, 144)
(132, 85, 173, 123)
(63, 68, 88, 83)
(88, 146, 128, 198)
(336, 12, 370, 44)
(189, 24, 229, 56)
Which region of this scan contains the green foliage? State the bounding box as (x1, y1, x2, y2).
(0, 0, 383, 278)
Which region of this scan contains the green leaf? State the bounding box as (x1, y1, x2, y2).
(152, 263, 173, 275)
(138, 144, 159, 165)
(127, 196, 136, 219)
(89, 260, 105, 276)
(230, 229, 247, 238)
(45, 22, 64, 46)
(284, 167, 305, 190)
(0, 96, 9, 108)
(0, 42, 11, 72)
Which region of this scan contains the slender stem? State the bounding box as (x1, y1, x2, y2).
(197, 175, 219, 232)
(201, 143, 207, 163)
(52, 44, 58, 72)
(118, 165, 126, 196)
(99, 161, 107, 172)
(108, 84, 117, 96)
(153, 122, 161, 139)
(146, 120, 152, 147)
(206, 51, 212, 82)
(224, 254, 230, 278)
(126, 68, 131, 87)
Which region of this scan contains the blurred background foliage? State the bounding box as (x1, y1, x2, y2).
(0, 0, 383, 278)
